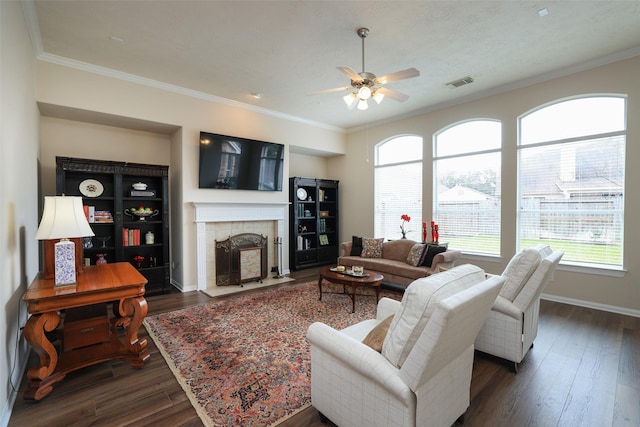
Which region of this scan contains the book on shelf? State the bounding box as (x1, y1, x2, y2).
(122, 228, 140, 246)
(297, 235, 312, 251)
(130, 189, 156, 197)
(83, 206, 114, 223)
(94, 210, 113, 223)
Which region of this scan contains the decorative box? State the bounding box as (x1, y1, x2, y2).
(63, 303, 110, 351)
(319, 211, 330, 218)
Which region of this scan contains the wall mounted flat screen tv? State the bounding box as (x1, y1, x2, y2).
(199, 131, 284, 191)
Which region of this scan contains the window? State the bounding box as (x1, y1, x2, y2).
(433, 120, 501, 255)
(374, 135, 422, 239)
(518, 95, 625, 268)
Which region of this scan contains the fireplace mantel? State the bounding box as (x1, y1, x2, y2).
(192, 202, 290, 290)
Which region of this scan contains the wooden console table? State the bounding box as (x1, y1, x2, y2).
(22, 262, 149, 400)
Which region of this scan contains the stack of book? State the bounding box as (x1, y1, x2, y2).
(83, 206, 113, 223)
(94, 210, 113, 223)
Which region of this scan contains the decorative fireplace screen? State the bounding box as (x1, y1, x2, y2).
(215, 233, 268, 286)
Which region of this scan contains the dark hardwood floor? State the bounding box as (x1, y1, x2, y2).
(9, 270, 639, 426)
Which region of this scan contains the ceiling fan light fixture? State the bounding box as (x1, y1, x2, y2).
(357, 99, 368, 110)
(373, 91, 384, 104)
(358, 86, 372, 100)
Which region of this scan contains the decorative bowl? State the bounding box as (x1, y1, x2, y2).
(132, 182, 148, 190)
(124, 208, 159, 221)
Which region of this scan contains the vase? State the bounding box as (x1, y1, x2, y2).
(401, 232, 407, 239)
(96, 253, 107, 265)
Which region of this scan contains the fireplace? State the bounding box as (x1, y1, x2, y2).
(192, 202, 289, 291)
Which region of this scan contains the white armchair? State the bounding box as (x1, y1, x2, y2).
(307, 264, 504, 427)
(474, 244, 563, 372)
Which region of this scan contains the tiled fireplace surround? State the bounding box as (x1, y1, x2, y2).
(193, 202, 289, 291)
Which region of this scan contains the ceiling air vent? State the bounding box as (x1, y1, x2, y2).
(446, 76, 474, 88)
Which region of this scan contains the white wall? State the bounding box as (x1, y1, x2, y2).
(289, 152, 328, 179)
(0, 2, 40, 424)
(331, 55, 640, 314)
(34, 61, 346, 291)
(39, 117, 172, 197)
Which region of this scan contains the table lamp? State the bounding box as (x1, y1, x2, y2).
(35, 196, 95, 286)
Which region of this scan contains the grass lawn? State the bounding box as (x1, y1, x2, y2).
(444, 236, 621, 265)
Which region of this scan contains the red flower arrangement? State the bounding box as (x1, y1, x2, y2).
(400, 214, 411, 238)
(133, 255, 145, 268)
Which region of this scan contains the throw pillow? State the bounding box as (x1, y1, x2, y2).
(361, 237, 384, 258)
(350, 235, 363, 256)
(500, 248, 542, 301)
(406, 243, 426, 266)
(362, 315, 394, 352)
(420, 245, 447, 267)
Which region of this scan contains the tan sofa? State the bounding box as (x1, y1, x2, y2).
(338, 239, 461, 289)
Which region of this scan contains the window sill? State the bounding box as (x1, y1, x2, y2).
(557, 262, 626, 278)
(459, 252, 502, 264)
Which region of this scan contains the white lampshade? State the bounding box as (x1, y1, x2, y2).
(357, 99, 369, 110)
(35, 196, 95, 240)
(358, 86, 372, 100)
(343, 92, 358, 110)
(373, 91, 385, 104)
(36, 196, 94, 286)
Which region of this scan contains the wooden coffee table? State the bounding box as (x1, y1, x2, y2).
(317, 266, 384, 313)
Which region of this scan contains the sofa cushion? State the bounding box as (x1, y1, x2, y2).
(406, 243, 426, 266)
(382, 264, 486, 368)
(361, 237, 384, 258)
(500, 248, 542, 301)
(362, 315, 394, 352)
(350, 235, 363, 256)
(382, 239, 419, 262)
(420, 245, 447, 267)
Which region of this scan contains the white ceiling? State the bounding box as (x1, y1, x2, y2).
(27, 1, 640, 131)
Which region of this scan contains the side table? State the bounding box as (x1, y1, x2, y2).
(22, 262, 149, 400)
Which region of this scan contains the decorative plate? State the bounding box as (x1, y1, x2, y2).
(296, 188, 308, 200)
(79, 179, 104, 197)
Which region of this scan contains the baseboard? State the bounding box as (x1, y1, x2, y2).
(541, 293, 640, 318)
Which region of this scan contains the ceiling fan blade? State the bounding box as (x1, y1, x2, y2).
(308, 86, 352, 96)
(374, 68, 420, 85)
(337, 66, 363, 82)
(376, 87, 410, 102)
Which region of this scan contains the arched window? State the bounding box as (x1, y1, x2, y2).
(374, 135, 422, 239)
(433, 120, 502, 255)
(518, 95, 626, 268)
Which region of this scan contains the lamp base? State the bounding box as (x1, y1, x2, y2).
(54, 239, 77, 286)
(43, 238, 83, 280)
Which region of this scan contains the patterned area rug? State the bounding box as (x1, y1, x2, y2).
(144, 280, 401, 427)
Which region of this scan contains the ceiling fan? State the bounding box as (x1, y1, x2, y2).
(311, 27, 420, 110)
